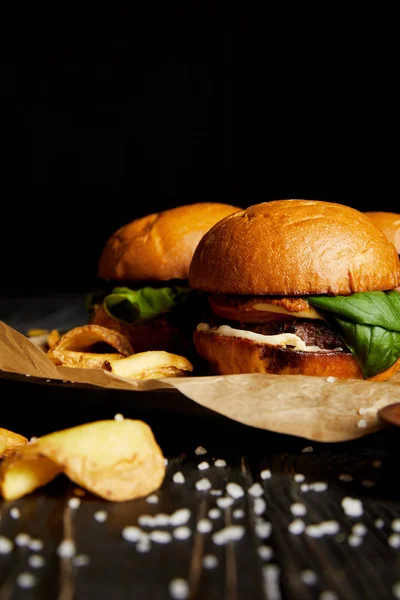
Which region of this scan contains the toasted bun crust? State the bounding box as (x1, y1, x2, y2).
(193, 329, 363, 379)
(364, 211, 400, 254)
(189, 200, 400, 295)
(98, 202, 240, 282)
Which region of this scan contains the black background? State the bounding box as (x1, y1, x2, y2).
(0, 6, 396, 293)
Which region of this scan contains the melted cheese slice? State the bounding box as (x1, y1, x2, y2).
(197, 323, 342, 353)
(252, 302, 323, 320)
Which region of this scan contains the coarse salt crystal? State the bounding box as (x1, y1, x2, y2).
(198, 461, 209, 470)
(169, 578, 189, 599)
(300, 483, 310, 492)
(15, 533, 30, 547)
(0, 536, 14, 554)
(356, 419, 367, 428)
(173, 472, 185, 484)
(173, 527, 191, 540)
(290, 503, 307, 516)
(305, 521, 339, 537)
(393, 582, 400, 599)
(197, 519, 213, 533)
(214, 459, 227, 467)
(320, 591, 338, 600)
(114, 413, 124, 421)
(210, 489, 222, 496)
(352, 523, 367, 536)
(195, 478, 211, 491)
(309, 482, 328, 492)
(170, 508, 191, 527)
(248, 482, 264, 497)
(212, 525, 245, 545)
(203, 554, 218, 568)
(300, 570, 317, 585)
(262, 564, 281, 600)
(72, 554, 91, 567)
(68, 497, 81, 509)
(195, 446, 207, 455)
(137, 538, 151, 553)
(16, 573, 37, 589)
(28, 554, 45, 568)
(233, 508, 245, 519)
(341, 497, 363, 517)
(28, 539, 43, 552)
(226, 482, 244, 499)
(208, 508, 221, 519)
(327, 376, 336, 383)
(258, 545, 273, 561)
(358, 407, 368, 415)
(216, 496, 234, 509)
(302, 446, 313, 453)
(254, 497, 267, 516)
(10, 507, 20, 519)
(348, 534, 363, 547)
(392, 519, 400, 532)
(288, 519, 305, 535)
(255, 520, 272, 539)
(154, 513, 172, 527)
(294, 474, 305, 482)
(260, 469, 272, 480)
(388, 533, 400, 548)
(122, 526, 142, 542)
(146, 494, 159, 504)
(149, 530, 172, 544)
(375, 518, 385, 529)
(57, 539, 76, 558)
(164, 458, 169, 466)
(138, 514, 154, 527)
(94, 510, 108, 523)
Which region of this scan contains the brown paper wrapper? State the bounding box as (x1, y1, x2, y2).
(1, 320, 399, 442)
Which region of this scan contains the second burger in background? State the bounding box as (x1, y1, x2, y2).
(189, 199, 400, 381)
(87, 202, 240, 359)
(365, 211, 400, 292)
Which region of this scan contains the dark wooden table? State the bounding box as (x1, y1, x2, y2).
(1, 293, 400, 600)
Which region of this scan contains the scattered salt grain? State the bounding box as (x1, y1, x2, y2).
(358, 407, 369, 415)
(146, 494, 159, 504)
(208, 508, 221, 519)
(173, 527, 191, 540)
(170, 508, 191, 527)
(122, 527, 142, 542)
(294, 474, 305, 482)
(300, 484, 310, 492)
(393, 582, 400, 599)
(164, 458, 169, 466)
(150, 530, 172, 544)
(195, 478, 211, 491)
(137, 538, 151, 553)
(28, 554, 45, 568)
(255, 520, 272, 539)
(326, 376, 336, 383)
(214, 459, 227, 467)
(320, 591, 338, 600)
(361, 480, 375, 488)
(216, 496, 234, 509)
(16, 572, 37, 589)
(288, 519, 305, 535)
(392, 519, 400, 532)
(290, 503, 307, 516)
(258, 545, 273, 561)
(57, 539, 76, 558)
(356, 419, 367, 429)
(375, 518, 385, 529)
(210, 489, 223, 496)
(233, 508, 245, 519)
(305, 521, 340, 537)
(261, 469, 272, 480)
(173, 472, 185, 484)
(372, 460, 382, 468)
(28, 539, 43, 552)
(339, 474, 353, 482)
(25, 373, 31, 377)
(72, 554, 91, 567)
(94, 510, 108, 523)
(309, 482, 328, 492)
(203, 554, 218, 569)
(114, 413, 124, 421)
(348, 534, 363, 547)
(138, 514, 155, 528)
(68, 498, 81, 509)
(254, 497, 267, 516)
(197, 519, 213, 533)
(302, 446, 313, 453)
(352, 523, 367, 536)
(300, 570, 317, 585)
(30, 437, 39, 443)
(341, 497, 363, 517)
(226, 482, 245, 499)
(15, 533, 30, 547)
(10, 507, 20, 519)
(0, 536, 13, 554)
(198, 461, 209, 471)
(388, 533, 400, 548)
(154, 513, 172, 527)
(169, 578, 189, 599)
(262, 564, 281, 600)
(248, 482, 264, 497)
(212, 525, 245, 545)
(195, 446, 207, 455)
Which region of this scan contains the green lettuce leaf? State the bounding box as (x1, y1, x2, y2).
(102, 286, 192, 324)
(307, 291, 400, 378)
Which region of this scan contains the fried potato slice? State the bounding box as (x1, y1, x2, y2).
(0, 443, 62, 501)
(47, 324, 134, 368)
(47, 329, 61, 348)
(0, 420, 166, 502)
(0, 428, 28, 458)
(103, 350, 193, 380)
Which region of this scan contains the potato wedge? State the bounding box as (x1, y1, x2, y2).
(103, 350, 193, 380)
(47, 324, 134, 368)
(0, 427, 28, 458)
(0, 444, 62, 501)
(0, 420, 166, 502)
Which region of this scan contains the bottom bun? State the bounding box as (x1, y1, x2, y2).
(193, 330, 364, 379)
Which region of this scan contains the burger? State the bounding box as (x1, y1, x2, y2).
(365, 211, 400, 292)
(188, 200, 400, 381)
(87, 202, 240, 358)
